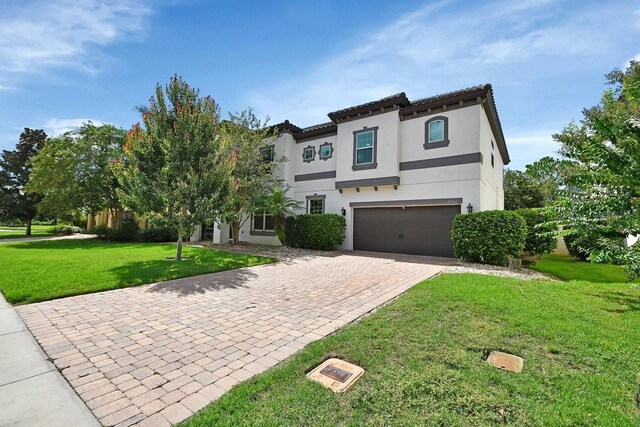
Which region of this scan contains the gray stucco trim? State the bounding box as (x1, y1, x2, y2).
(318, 141, 334, 161)
(424, 116, 450, 150)
(294, 170, 336, 182)
(305, 194, 326, 214)
(399, 152, 483, 171)
(352, 126, 378, 171)
(249, 229, 276, 236)
(302, 145, 316, 163)
(335, 175, 400, 190)
(349, 198, 463, 208)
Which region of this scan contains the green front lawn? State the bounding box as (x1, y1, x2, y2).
(183, 274, 640, 426)
(530, 254, 635, 283)
(0, 224, 53, 239)
(0, 239, 274, 304)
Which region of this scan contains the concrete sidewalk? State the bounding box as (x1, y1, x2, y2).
(0, 233, 95, 244)
(0, 293, 99, 427)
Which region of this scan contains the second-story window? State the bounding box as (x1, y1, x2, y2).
(319, 142, 333, 160)
(261, 145, 275, 163)
(424, 116, 449, 149)
(352, 127, 378, 170)
(303, 145, 315, 163)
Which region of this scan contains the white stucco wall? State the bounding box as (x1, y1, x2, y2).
(478, 103, 505, 211)
(194, 100, 507, 249)
(335, 111, 400, 182)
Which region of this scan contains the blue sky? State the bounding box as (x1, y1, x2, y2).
(0, 0, 638, 170)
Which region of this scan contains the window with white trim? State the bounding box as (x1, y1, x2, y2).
(355, 131, 374, 165)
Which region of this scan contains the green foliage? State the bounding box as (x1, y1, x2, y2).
(47, 225, 82, 235)
(93, 224, 111, 239)
(451, 210, 527, 266)
(285, 214, 345, 250)
(108, 217, 139, 242)
(220, 109, 281, 244)
(0, 128, 47, 235)
(139, 226, 178, 243)
(257, 187, 303, 244)
(504, 156, 566, 210)
(116, 75, 234, 259)
(515, 208, 557, 255)
(552, 61, 640, 277)
(27, 123, 125, 220)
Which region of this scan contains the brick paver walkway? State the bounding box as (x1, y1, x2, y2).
(17, 252, 448, 426)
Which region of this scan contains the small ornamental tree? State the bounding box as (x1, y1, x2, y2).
(116, 75, 234, 260)
(0, 128, 46, 235)
(220, 109, 282, 244)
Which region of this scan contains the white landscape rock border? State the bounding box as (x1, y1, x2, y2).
(444, 260, 558, 281)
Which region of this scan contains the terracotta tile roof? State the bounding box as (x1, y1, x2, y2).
(410, 84, 491, 105)
(328, 92, 410, 121)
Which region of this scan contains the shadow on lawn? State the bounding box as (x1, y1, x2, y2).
(594, 290, 640, 314)
(2, 238, 126, 250)
(145, 267, 258, 296)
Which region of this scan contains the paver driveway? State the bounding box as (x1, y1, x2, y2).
(17, 252, 449, 426)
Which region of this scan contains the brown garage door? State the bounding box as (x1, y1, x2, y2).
(353, 205, 460, 257)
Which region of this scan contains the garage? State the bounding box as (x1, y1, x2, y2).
(353, 205, 460, 257)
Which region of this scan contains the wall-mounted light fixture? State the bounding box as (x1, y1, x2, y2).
(467, 203, 473, 213)
(341, 207, 346, 217)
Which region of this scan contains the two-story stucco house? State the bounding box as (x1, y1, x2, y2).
(192, 84, 509, 257)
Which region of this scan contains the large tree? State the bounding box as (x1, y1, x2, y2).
(116, 75, 234, 259)
(220, 109, 282, 244)
(553, 61, 640, 276)
(504, 156, 566, 210)
(27, 122, 126, 227)
(0, 128, 47, 235)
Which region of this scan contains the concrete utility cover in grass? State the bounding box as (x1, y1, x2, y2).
(307, 358, 364, 392)
(486, 351, 524, 373)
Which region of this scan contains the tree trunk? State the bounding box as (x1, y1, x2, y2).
(230, 221, 240, 245)
(176, 233, 183, 260)
(26, 218, 32, 236)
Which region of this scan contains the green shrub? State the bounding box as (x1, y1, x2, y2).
(285, 214, 346, 250)
(109, 217, 139, 242)
(48, 225, 82, 235)
(93, 224, 111, 239)
(139, 226, 178, 243)
(563, 230, 603, 262)
(451, 210, 527, 266)
(515, 208, 557, 255)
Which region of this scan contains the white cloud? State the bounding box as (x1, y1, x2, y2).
(504, 130, 561, 170)
(247, 0, 631, 127)
(0, 0, 152, 78)
(44, 118, 104, 137)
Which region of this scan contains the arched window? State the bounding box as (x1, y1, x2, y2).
(424, 116, 449, 149)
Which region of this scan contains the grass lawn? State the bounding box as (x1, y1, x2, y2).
(0, 224, 53, 239)
(182, 274, 640, 426)
(530, 254, 636, 283)
(0, 239, 274, 304)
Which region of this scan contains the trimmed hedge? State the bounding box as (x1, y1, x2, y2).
(515, 208, 557, 255)
(139, 226, 178, 243)
(285, 214, 346, 250)
(451, 210, 527, 266)
(108, 217, 139, 242)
